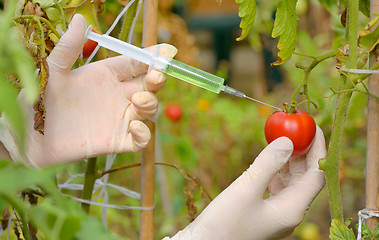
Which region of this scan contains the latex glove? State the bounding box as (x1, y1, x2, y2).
(0, 14, 177, 167)
(164, 127, 326, 240)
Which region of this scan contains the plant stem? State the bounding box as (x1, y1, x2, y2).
(289, 49, 339, 112)
(81, 157, 98, 214)
(347, 0, 358, 71)
(293, 52, 316, 59)
(319, 76, 352, 222)
(99, 162, 212, 202)
(14, 15, 46, 57)
(118, 0, 139, 42)
(319, 0, 359, 223)
(351, 64, 379, 83)
(14, 15, 62, 39)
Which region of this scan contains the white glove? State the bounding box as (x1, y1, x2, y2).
(0, 14, 177, 167)
(164, 126, 326, 240)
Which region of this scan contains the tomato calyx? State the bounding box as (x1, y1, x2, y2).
(283, 102, 297, 113)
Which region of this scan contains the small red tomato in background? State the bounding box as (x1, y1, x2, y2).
(165, 103, 183, 122)
(264, 110, 316, 157)
(82, 29, 98, 58)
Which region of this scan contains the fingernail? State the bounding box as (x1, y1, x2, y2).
(157, 73, 166, 84)
(167, 45, 178, 58)
(160, 44, 177, 58)
(133, 92, 154, 105)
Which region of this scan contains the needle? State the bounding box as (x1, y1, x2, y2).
(243, 95, 282, 111)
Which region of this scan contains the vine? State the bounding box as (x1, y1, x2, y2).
(318, 0, 360, 224)
(290, 49, 340, 112)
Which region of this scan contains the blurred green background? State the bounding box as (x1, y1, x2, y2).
(0, 0, 371, 239)
(65, 0, 368, 239)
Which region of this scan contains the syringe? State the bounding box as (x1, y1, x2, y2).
(85, 26, 281, 110)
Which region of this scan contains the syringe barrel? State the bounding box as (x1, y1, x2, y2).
(163, 59, 225, 93)
(86, 31, 169, 69)
(86, 29, 225, 93)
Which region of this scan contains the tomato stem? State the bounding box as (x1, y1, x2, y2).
(81, 157, 99, 213)
(14, 15, 47, 58)
(289, 49, 339, 111)
(283, 102, 292, 112)
(296, 99, 317, 109)
(319, 75, 353, 223)
(357, 80, 379, 100)
(351, 63, 379, 84)
(320, 0, 359, 223)
(118, 0, 139, 41)
(14, 15, 62, 41)
(293, 52, 317, 59)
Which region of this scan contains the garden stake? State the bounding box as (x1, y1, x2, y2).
(365, 0, 379, 231)
(140, 0, 158, 239)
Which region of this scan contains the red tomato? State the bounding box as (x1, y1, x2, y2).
(264, 110, 316, 157)
(165, 103, 183, 122)
(82, 29, 98, 58)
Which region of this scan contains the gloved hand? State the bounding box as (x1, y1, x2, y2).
(0, 14, 177, 167)
(164, 126, 326, 240)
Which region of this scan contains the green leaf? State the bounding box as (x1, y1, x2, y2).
(28, 199, 82, 240)
(0, 0, 38, 155)
(46, 6, 63, 24)
(271, 0, 299, 65)
(361, 223, 373, 238)
(359, 0, 370, 17)
(235, 0, 256, 41)
(0, 161, 127, 239)
(329, 219, 356, 240)
(374, 224, 379, 238)
(359, 17, 379, 53)
(318, 0, 337, 9)
(0, 160, 58, 194)
(9, 29, 38, 103)
(0, 197, 8, 215)
(75, 217, 126, 240)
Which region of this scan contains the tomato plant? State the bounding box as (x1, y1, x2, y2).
(2, 0, 378, 238)
(82, 29, 98, 58)
(264, 110, 316, 157)
(165, 103, 183, 122)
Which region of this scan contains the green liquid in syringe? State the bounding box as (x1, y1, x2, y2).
(164, 59, 225, 94)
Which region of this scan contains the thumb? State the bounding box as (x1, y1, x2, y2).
(47, 14, 87, 72)
(238, 137, 293, 198)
